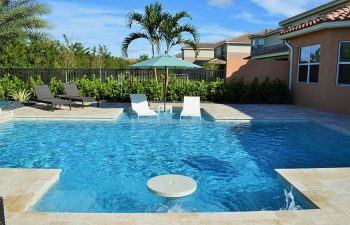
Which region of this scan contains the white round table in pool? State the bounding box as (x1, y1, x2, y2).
(147, 175, 197, 198)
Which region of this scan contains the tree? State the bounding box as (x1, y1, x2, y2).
(27, 38, 60, 68)
(57, 34, 76, 69)
(71, 42, 90, 68)
(138, 54, 149, 62)
(0, 0, 50, 42)
(160, 11, 199, 55)
(122, 2, 164, 57)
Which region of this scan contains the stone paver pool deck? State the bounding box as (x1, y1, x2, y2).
(1, 103, 350, 224)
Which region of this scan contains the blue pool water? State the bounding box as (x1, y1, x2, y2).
(1, 112, 350, 213)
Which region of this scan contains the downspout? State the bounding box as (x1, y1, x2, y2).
(284, 40, 293, 91)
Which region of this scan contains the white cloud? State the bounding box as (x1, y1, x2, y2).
(251, 0, 328, 17)
(231, 12, 276, 25)
(45, 0, 148, 58)
(207, 0, 233, 7)
(198, 24, 244, 42)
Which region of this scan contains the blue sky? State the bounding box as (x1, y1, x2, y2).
(43, 0, 329, 58)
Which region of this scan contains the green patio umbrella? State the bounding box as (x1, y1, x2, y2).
(131, 53, 202, 111)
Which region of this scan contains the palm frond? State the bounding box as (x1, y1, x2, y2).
(176, 23, 199, 42)
(182, 39, 199, 57)
(126, 11, 143, 28)
(159, 11, 199, 53)
(173, 11, 191, 21)
(121, 32, 150, 57)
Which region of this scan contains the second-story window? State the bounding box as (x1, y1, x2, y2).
(298, 44, 320, 83)
(257, 38, 264, 46)
(221, 46, 226, 57)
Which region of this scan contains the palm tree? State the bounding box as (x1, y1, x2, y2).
(122, 2, 164, 57)
(160, 11, 199, 55)
(0, 0, 50, 41)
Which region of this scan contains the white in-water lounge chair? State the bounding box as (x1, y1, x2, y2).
(180, 96, 201, 120)
(130, 94, 158, 119)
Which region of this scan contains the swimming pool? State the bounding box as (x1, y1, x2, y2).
(1, 112, 350, 213)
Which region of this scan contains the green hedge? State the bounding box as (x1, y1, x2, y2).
(0, 74, 291, 103)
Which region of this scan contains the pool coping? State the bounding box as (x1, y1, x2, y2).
(2, 167, 350, 225)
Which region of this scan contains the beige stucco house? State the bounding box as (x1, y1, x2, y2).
(213, 34, 251, 78)
(179, 34, 251, 78)
(244, 0, 350, 114)
(180, 43, 216, 64)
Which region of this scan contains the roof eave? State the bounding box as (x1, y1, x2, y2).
(225, 42, 251, 45)
(280, 21, 350, 39)
(251, 51, 289, 60)
(182, 47, 214, 50)
(214, 41, 250, 49)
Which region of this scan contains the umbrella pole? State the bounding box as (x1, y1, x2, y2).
(154, 68, 158, 82)
(163, 66, 168, 112)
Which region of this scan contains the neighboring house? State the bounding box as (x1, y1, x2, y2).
(244, 0, 350, 114)
(180, 34, 251, 78)
(213, 34, 251, 77)
(249, 29, 289, 60)
(235, 30, 290, 83)
(181, 43, 216, 65)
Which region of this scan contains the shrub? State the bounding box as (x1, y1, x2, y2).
(11, 89, 32, 103)
(49, 77, 64, 96)
(0, 74, 291, 104)
(0, 75, 25, 99)
(26, 76, 44, 93)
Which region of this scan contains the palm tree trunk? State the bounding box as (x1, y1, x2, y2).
(155, 40, 160, 56)
(151, 44, 155, 57)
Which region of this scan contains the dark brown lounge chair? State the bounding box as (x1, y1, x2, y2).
(60, 83, 98, 108)
(33, 85, 71, 112)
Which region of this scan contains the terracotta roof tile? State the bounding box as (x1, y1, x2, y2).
(281, 5, 350, 35)
(250, 29, 277, 37)
(279, 0, 347, 25)
(183, 34, 251, 50)
(226, 33, 251, 43)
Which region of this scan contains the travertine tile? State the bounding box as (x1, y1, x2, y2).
(0, 168, 61, 213)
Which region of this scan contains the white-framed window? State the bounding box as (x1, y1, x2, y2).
(252, 38, 264, 46)
(337, 41, 350, 85)
(298, 44, 320, 83)
(252, 39, 256, 46)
